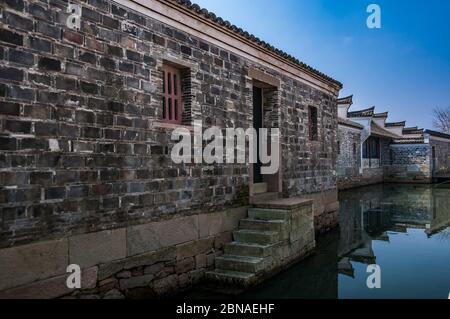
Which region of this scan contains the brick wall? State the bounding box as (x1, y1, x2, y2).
(337, 125, 361, 189)
(385, 144, 431, 183)
(0, 0, 339, 296)
(430, 138, 450, 175)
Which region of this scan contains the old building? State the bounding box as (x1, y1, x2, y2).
(337, 96, 450, 189)
(0, 0, 342, 297)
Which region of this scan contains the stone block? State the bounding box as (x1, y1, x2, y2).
(127, 216, 198, 256)
(69, 229, 126, 268)
(97, 247, 176, 281)
(0, 266, 97, 299)
(119, 274, 154, 290)
(175, 257, 195, 274)
(0, 239, 68, 291)
(198, 212, 224, 238)
(151, 274, 178, 296)
(176, 238, 214, 260)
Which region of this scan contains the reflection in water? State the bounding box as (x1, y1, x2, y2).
(184, 183, 450, 299)
(245, 183, 450, 299)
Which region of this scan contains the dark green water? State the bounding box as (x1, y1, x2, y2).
(185, 183, 450, 299)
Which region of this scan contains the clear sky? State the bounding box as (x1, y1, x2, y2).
(193, 0, 450, 130)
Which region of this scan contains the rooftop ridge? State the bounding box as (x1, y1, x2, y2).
(373, 112, 388, 118)
(347, 106, 375, 118)
(385, 121, 406, 127)
(337, 95, 353, 105)
(173, 0, 342, 87)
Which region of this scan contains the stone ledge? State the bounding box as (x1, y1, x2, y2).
(254, 197, 313, 210)
(0, 267, 97, 299)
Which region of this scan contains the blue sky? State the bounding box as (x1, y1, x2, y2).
(193, 0, 450, 130)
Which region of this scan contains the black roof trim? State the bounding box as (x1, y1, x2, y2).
(337, 95, 353, 105)
(373, 112, 388, 118)
(175, 0, 342, 87)
(347, 107, 375, 118)
(385, 121, 406, 127)
(425, 129, 450, 140)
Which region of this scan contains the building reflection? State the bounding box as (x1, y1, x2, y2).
(337, 183, 450, 278)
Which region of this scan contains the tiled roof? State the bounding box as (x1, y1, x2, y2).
(385, 121, 406, 127)
(392, 138, 425, 144)
(373, 112, 388, 118)
(403, 127, 423, 135)
(371, 122, 400, 139)
(425, 129, 450, 140)
(338, 117, 364, 129)
(347, 107, 375, 118)
(337, 95, 353, 105)
(175, 0, 342, 87)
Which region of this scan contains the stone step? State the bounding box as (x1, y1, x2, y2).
(233, 229, 279, 245)
(224, 242, 273, 258)
(248, 208, 291, 221)
(205, 269, 257, 288)
(239, 218, 287, 232)
(215, 255, 269, 273)
(250, 192, 279, 204)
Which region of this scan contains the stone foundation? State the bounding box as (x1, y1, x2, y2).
(0, 207, 247, 298)
(293, 188, 339, 234)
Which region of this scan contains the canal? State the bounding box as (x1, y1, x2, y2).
(183, 183, 450, 299)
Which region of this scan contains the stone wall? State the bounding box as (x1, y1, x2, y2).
(430, 138, 450, 175)
(0, 0, 339, 296)
(385, 144, 431, 183)
(337, 125, 361, 190)
(0, 206, 247, 298)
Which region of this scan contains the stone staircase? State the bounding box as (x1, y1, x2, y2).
(205, 197, 315, 289)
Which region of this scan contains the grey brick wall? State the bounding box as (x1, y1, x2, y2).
(385, 144, 431, 182)
(0, 0, 338, 249)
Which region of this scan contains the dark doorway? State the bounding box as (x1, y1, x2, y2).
(253, 86, 263, 184)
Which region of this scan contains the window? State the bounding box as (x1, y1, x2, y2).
(362, 137, 380, 159)
(353, 143, 357, 157)
(162, 64, 183, 124)
(337, 141, 340, 154)
(308, 106, 318, 141)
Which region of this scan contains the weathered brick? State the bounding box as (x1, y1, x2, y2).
(5, 0, 24, 11)
(38, 57, 61, 71)
(35, 122, 57, 136)
(0, 83, 6, 97)
(6, 12, 34, 31)
(85, 37, 104, 52)
(103, 16, 120, 29)
(63, 30, 83, 44)
(89, 0, 110, 12)
(0, 66, 24, 82)
(82, 7, 101, 22)
(36, 22, 61, 39)
(7, 85, 35, 101)
(30, 172, 53, 185)
(8, 49, 34, 66)
(45, 187, 66, 200)
(28, 36, 52, 52)
(0, 101, 20, 116)
(79, 50, 97, 64)
(100, 57, 116, 70)
(68, 185, 89, 198)
(28, 3, 52, 21)
(4, 120, 32, 133)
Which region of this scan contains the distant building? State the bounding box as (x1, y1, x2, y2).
(337, 95, 450, 189)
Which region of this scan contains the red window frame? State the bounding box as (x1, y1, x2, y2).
(162, 65, 182, 124)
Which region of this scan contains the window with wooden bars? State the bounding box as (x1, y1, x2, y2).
(308, 105, 318, 141)
(162, 64, 183, 124)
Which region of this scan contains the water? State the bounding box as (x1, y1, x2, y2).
(185, 183, 450, 299)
